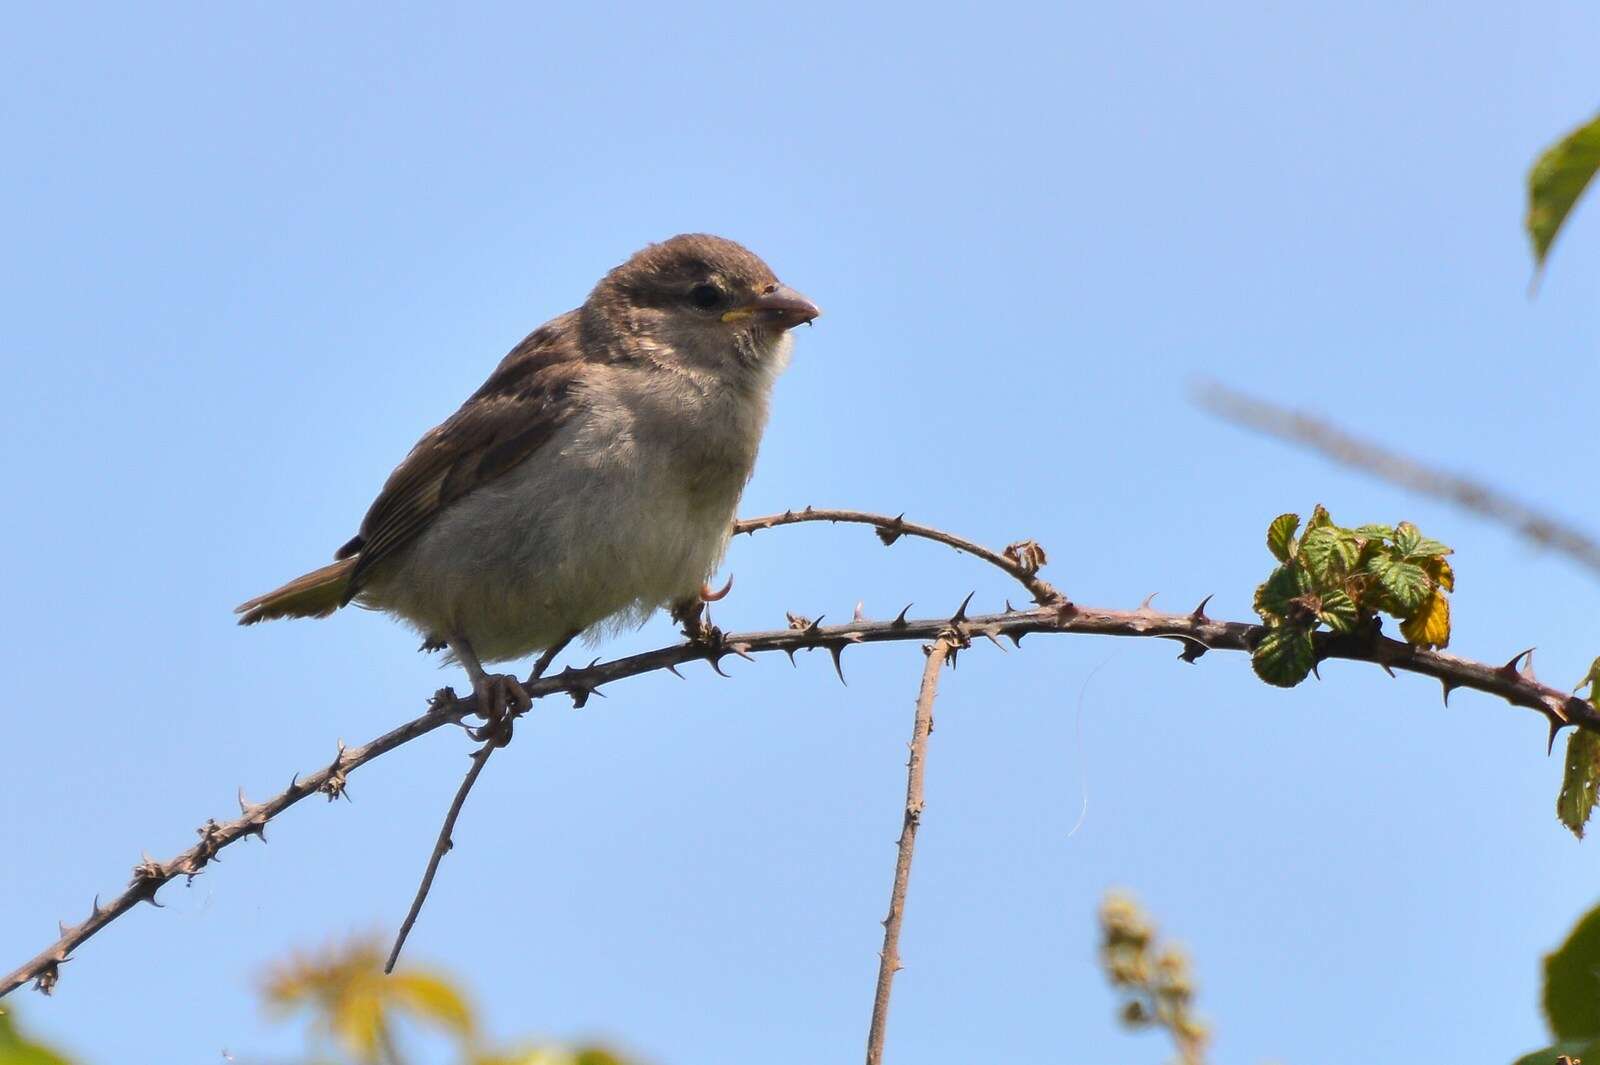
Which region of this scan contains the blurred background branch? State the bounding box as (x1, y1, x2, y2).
(1194, 380, 1600, 578)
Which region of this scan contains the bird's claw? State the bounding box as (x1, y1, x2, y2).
(671, 597, 724, 648)
(467, 673, 531, 746)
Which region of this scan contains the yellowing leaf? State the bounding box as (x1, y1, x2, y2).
(1425, 556, 1454, 593)
(1528, 110, 1600, 270)
(1399, 591, 1450, 649)
(389, 970, 476, 1036)
(331, 988, 385, 1064)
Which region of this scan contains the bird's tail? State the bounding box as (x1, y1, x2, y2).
(235, 557, 357, 625)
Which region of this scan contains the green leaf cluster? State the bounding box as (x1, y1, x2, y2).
(1251, 506, 1454, 688)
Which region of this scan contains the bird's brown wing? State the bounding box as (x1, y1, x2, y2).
(337, 317, 588, 601)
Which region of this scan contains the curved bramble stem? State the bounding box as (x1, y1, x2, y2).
(734, 507, 1064, 605)
(4, 510, 1595, 998)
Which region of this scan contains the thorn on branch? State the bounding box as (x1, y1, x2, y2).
(1190, 595, 1214, 623)
(236, 787, 269, 841)
(950, 591, 975, 625)
(875, 514, 907, 546)
(130, 854, 166, 907)
(1499, 648, 1537, 682)
(893, 604, 912, 628)
(320, 740, 351, 802)
(556, 664, 601, 707)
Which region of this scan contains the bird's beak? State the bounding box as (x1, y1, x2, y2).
(722, 284, 821, 329)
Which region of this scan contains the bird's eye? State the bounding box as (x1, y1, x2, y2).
(689, 283, 723, 309)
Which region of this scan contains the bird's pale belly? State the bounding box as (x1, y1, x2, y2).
(363, 422, 746, 664)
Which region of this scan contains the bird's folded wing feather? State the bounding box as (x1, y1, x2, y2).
(338, 322, 588, 600)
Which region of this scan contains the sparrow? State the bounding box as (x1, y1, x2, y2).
(236, 234, 819, 721)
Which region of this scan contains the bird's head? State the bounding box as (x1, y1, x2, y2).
(584, 234, 820, 380)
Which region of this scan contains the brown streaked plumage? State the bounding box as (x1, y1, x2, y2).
(237, 234, 819, 719)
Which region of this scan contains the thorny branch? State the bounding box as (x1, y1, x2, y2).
(5, 508, 1599, 999)
(1196, 380, 1600, 577)
(735, 507, 1062, 606)
(866, 634, 956, 1065)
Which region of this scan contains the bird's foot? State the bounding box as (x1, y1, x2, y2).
(466, 673, 531, 747)
(671, 597, 724, 648)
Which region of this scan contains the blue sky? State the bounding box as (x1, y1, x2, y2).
(4, 4, 1600, 1063)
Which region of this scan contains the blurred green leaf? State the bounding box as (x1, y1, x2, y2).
(1266, 513, 1300, 562)
(1528, 110, 1600, 270)
(1559, 729, 1600, 840)
(0, 1011, 74, 1065)
(1543, 900, 1600, 1038)
(1252, 626, 1315, 688)
(1352, 523, 1394, 539)
(1511, 1037, 1600, 1065)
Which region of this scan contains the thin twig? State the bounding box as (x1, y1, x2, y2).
(866, 635, 952, 1065)
(384, 740, 495, 974)
(1195, 380, 1600, 576)
(6, 513, 1597, 997)
(735, 507, 1063, 605)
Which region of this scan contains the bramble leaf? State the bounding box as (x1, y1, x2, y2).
(1352, 524, 1394, 539)
(1398, 591, 1450, 648)
(1266, 513, 1300, 562)
(1300, 525, 1360, 584)
(1252, 626, 1316, 688)
(1253, 563, 1309, 621)
(1575, 656, 1600, 699)
(1393, 521, 1423, 557)
(1316, 589, 1360, 633)
(1368, 554, 1432, 612)
(1528, 110, 1600, 271)
(1558, 730, 1600, 840)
